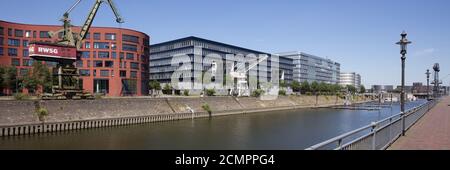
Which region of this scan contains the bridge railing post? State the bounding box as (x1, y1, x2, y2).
(371, 122, 377, 150)
(400, 112, 405, 136)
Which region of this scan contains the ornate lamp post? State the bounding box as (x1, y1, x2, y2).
(426, 69, 431, 100)
(396, 31, 411, 136)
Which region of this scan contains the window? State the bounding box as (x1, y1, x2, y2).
(8, 28, 12, 36)
(93, 70, 97, 76)
(22, 59, 33, 66)
(105, 33, 116, 40)
(8, 48, 17, 56)
(79, 69, 90, 76)
(25, 30, 31, 38)
(98, 51, 109, 58)
(40, 31, 50, 38)
(8, 39, 20, 46)
(94, 60, 103, 67)
(85, 33, 90, 39)
(140, 55, 147, 61)
(112, 52, 117, 59)
(23, 49, 29, 57)
(93, 33, 101, 40)
(12, 58, 20, 66)
(126, 53, 134, 60)
(87, 60, 91, 67)
(130, 71, 137, 78)
(130, 62, 139, 70)
(120, 52, 124, 59)
(100, 70, 109, 77)
(105, 61, 114, 68)
(93, 51, 96, 58)
(0, 47, 3, 55)
(0, 27, 4, 35)
(0, 37, 3, 45)
(94, 42, 109, 49)
(81, 51, 90, 58)
(76, 60, 83, 68)
(85, 42, 90, 49)
(122, 34, 139, 43)
(120, 70, 126, 77)
(23, 40, 28, 47)
(122, 44, 137, 52)
(15, 29, 23, 37)
(33, 31, 36, 38)
(111, 43, 117, 50)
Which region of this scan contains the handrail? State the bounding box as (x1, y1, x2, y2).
(306, 100, 436, 150)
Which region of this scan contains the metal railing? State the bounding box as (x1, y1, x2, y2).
(306, 99, 438, 150)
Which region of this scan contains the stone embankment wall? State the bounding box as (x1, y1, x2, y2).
(0, 95, 372, 136)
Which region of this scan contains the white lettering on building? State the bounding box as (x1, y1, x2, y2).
(38, 47, 58, 54)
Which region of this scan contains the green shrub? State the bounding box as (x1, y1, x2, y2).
(305, 92, 313, 96)
(205, 89, 216, 96)
(202, 103, 212, 114)
(183, 90, 189, 96)
(36, 107, 48, 121)
(278, 90, 286, 96)
(251, 89, 265, 97)
(14, 93, 29, 100)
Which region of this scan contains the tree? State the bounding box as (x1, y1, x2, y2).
(291, 80, 301, 92)
(1, 66, 18, 94)
(359, 85, 366, 94)
(162, 83, 172, 95)
(300, 81, 310, 94)
(346, 85, 357, 94)
(331, 84, 342, 94)
(280, 80, 287, 90)
(318, 82, 328, 94)
(148, 80, 161, 96)
(22, 61, 52, 94)
(311, 81, 319, 95)
(0, 66, 5, 91)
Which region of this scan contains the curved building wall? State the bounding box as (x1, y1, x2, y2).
(0, 20, 150, 96)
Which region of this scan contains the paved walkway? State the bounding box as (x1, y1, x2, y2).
(389, 96, 450, 150)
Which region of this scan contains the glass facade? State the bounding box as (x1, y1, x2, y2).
(339, 72, 361, 89)
(150, 36, 287, 94)
(279, 52, 341, 84)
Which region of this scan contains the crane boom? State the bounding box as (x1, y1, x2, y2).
(107, 0, 124, 23)
(77, 0, 124, 48)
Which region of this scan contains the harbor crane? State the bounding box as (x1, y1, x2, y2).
(28, 0, 124, 99)
(229, 55, 270, 96)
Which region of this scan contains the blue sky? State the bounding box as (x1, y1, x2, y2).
(1, 0, 449, 87)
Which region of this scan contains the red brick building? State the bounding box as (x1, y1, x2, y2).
(0, 20, 149, 96)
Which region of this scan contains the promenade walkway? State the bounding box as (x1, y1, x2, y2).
(390, 96, 450, 150)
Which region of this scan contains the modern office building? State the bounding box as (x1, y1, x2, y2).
(279, 56, 294, 84)
(371, 85, 394, 93)
(278, 51, 340, 84)
(339, 72, 361, 89)
(0, 20, 150, 96)
(150, 36, 292, 95)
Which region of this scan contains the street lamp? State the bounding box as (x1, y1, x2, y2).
(426, 69, 431, 100)
(396, 31, 412, 136)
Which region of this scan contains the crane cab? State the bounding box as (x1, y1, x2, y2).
(28, 41, 78, 62)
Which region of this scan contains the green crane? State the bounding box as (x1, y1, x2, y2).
(30, 0, 124, 100)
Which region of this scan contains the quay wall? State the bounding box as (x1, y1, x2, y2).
(0, 96, 373, 137)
